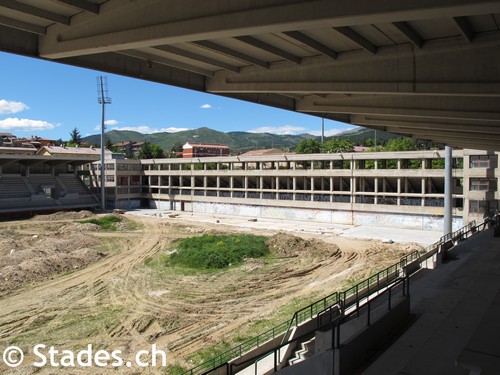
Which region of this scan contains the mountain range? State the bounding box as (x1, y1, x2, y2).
(81, 127, 399, 153)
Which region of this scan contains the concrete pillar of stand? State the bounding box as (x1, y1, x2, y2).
(444, 145, 453, 236)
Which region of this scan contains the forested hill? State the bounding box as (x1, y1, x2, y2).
(81, 127, 316, 153)
(81, 126, 407, 153)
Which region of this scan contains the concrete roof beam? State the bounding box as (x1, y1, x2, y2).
(37, 0, 500, 59)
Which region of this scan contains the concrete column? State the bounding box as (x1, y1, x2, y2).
(422, 178, 426, 206)
(444, 145, 453, 236)
(397, 178, 401, 205)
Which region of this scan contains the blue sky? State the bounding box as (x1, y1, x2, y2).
(0, 52, 354, 141)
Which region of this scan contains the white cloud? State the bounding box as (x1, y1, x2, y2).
(0, 100, 29, 115)
(200, 104, 212, 109)
(0, 117, 54, 131)
(308, 129, 343, 137)
(112, 125, 190, 134)
(104, 119, 119, 126)
(249, 125, 308, 135)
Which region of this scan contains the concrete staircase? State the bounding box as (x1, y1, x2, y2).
(288, 337, 315, 366)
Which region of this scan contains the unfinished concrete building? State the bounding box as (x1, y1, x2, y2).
(90, 149, 499, 230)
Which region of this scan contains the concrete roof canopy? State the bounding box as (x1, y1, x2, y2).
(1, 0, 500, 151)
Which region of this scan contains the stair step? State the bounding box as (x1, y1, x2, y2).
(288, 337, 316, 366)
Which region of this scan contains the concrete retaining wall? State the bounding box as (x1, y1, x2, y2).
(112, 199, 142, 210)
(150, 199, 463, 231)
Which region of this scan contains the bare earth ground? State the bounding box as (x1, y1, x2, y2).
(0, 211, 422, 374)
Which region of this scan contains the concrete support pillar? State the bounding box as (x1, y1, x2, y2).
(444, 145, 453, 236)
(422, 178, 426, 206)
(397, 178, 401, 205)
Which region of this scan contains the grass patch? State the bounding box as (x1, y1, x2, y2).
(167, 234, 269, 269)
(186, 292, 322, 368)
(187, 340, 232, 366)
(7, 306, 124, 350)
(79, 215, 121, 231)
(165, 364, 188, 375)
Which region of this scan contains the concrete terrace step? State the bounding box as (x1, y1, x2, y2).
(363, 230, 500, 375)
(288, 337, 316, 366)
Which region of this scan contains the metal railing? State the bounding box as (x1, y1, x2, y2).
(246, 277, 410, 375)
(181, 217, 491, 375)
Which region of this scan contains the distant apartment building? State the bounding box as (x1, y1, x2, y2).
(182, 142, 230, 158)
(88, 149, 499, 229)
(112, 141, 145, 158)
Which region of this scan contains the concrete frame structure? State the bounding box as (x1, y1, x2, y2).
(2, 1, 500, 150)
(90, 150, 499, 229)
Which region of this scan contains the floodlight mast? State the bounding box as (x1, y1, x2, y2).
(97, 76, 111, 210)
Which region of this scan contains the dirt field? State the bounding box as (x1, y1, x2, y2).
(0, 211, 422, 374)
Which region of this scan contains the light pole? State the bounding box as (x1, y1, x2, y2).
(97, 76, 112, 210)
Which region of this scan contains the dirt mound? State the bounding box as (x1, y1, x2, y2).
(0, 227, 104, 296)
(57, 222, 101, 233)
(31, 210, 94, 221)
(267, 232, 341, 260)
(0, 249, 105, 296)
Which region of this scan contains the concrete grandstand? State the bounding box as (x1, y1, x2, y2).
(0, 152, 100, 217)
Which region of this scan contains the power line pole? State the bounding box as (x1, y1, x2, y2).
(97, 76, 111, 210)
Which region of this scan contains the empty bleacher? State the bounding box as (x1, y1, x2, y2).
(0, 174, 99, 214)
(0, 176, 31, 199)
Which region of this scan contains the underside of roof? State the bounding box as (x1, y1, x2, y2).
(1, 0, 500, 150)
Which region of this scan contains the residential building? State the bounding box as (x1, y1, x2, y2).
(182, 142, 230, 158)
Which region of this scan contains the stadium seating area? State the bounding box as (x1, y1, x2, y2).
(0, 174, 99, 214)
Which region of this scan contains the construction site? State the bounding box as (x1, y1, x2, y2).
(2, 0, 500, 373)
(0, 209, 427, 373)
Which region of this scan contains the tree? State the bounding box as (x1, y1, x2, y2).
(171, 142, 183, 153)
(384, 138, 418, 151)
(320, 137, 354, 153)
(150, 144, 165, 158)
(69, 127, 82, 146)
(105, 138, 113, 150)
(137, 141, 164, 159)
(137, 141, 152, 159)
(295, 139, 321, 154)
